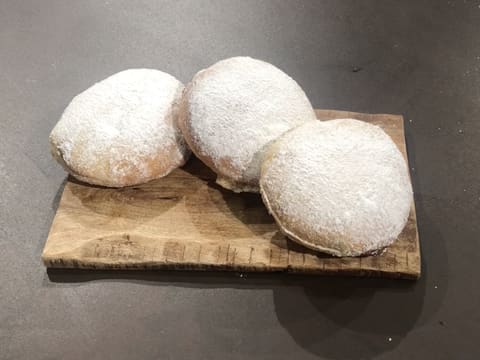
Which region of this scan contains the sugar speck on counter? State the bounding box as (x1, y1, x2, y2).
(434, 285, 438, 289)
(388, 337, 392, 342)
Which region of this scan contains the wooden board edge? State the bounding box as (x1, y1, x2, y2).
(42, 185, 70, 259)
(314, 108, 404, 121)
(42, 256, 420, 280)
(401, 112, 422, 279)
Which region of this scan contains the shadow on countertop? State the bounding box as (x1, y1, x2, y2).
(45, 215, 447, 360)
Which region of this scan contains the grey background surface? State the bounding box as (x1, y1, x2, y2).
(1, 1, 479, 359)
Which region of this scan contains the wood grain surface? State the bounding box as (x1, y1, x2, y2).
(42, 110, 421, 279)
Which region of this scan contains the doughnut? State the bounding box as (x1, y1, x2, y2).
(260, 119, 413, 257)
(49, 69, 190, 187)
(178, 56, 316, 192)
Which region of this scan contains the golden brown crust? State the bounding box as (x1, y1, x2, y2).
(51, 139, 188, 187)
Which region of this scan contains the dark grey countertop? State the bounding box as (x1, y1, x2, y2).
(1, 1, 479, 359)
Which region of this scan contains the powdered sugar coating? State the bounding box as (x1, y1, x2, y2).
(179, 57, 316, 192)
(50, 69, 190, 187)
(260, 119, 413, 257)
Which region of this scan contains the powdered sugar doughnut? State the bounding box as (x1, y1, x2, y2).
(50, 69, 190, 187)
(178, 57, 316, 192)
(260, 119, 413, 257)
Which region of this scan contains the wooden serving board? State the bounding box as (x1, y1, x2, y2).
(42, 110, 421, 279)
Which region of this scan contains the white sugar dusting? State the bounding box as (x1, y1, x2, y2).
(50, 69, 189, 186)
(184, 57, 316, 189)
(260, 119, 413, 256)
